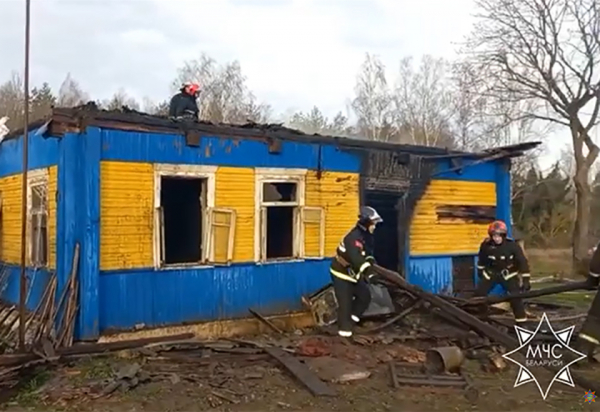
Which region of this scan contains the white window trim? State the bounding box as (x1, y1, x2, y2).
(254, 168, 306, 263)
(153, 164, 217, 270)
(27, 168, 49, 267)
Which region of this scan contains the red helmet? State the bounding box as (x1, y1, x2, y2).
(488, 220, 507, 236)
(182, 82, 200, 96)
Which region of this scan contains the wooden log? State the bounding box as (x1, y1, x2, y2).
(0, 332, 195, 367)
(461, 281, 590, 306)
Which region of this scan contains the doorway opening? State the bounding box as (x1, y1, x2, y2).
(160, 176, 205, 265)
(452, 255, 476, 297)
(365, 191, 401, 272)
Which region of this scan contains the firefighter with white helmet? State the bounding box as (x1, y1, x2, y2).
(330, 206, 383, 337)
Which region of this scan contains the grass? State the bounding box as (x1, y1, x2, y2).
(13, 368, 52, 407)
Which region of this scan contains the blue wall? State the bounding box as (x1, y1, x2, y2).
(406, 158, 512, 296)
(99, 260, 331, 331)
(100, 129, 361, 172)
(0, 127, 59, 178)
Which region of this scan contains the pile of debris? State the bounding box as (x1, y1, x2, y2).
(0, 263, 596, 406)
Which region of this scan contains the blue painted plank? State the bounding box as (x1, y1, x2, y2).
(407, 256, 453, 294)
(0, 130, 59, 178)
(495, 159, 512, 236)
(79, 128, 101, 339)
(0, 264, 53, 311)
(98, 260, 332, 332)
(434, 158, 498, 182)
(99, 128, 361, 173)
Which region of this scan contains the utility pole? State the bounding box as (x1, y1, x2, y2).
(18, 0, 32, 351)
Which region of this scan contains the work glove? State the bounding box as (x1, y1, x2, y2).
(521, 277, 531, 292)
(363, 265, 378, 283)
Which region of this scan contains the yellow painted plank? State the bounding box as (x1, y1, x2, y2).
(0, 174, 23, 264)
(214, 167, 254, 262)
(410, 179, 496, 255)
(306, 171, 359, 256)
(48, 166, 57, 269)
(100, 161, 154, 270)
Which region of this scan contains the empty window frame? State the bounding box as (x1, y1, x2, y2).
(153, 164, 236, 268)
(27, 169, 49, 267)
(255, 169, 306, 262)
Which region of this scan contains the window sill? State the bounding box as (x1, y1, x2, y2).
(155, 263, 215, 271)
(258, 257, 326, 265)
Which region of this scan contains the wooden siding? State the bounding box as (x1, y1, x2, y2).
(100, 161, 154, 270)
(215, 167, 254, 262)
(410, 180, 496, 255)
(0, 174, 22, 264)
(306, 171, 360, 256)
(47, 166, 57, 268)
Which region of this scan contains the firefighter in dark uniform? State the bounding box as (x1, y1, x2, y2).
(475, 220, 531, 326)
(330, 206, 382, 337)
(169, 82, 200, 119)
(574, 242, 600, 359)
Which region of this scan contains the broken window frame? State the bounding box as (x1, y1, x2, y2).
(27, 169, 49, 268)
(254, 168, 306, 263)
(152, 164, 217, 270)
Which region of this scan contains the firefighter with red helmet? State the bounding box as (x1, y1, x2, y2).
(475, 220, 531, 326)
(330, 206, 382, 337)
(573, 241, 600, 360)
(169, 82, 200, 119)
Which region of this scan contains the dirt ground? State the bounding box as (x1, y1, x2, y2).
(2, 248, 599, 412)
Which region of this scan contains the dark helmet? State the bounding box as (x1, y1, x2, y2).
(488, 220, 507, 236)
(358, 206, 383, 226)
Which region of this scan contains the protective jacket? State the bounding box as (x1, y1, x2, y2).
(330, 225, 375, 283)
(169, 92, 199, 118)
(477, 237, 530, 281)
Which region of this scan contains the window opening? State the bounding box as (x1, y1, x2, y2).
(159, 176, 206, 265)
(29, 182, 48, 267)
(261, 181, 298, 260)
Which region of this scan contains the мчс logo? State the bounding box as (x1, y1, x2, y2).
(502, 313, 587, 400)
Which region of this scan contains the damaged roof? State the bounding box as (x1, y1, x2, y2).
(6, 103, 541, 159)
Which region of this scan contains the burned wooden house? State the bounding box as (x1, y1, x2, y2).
(0, 106, 538, 340)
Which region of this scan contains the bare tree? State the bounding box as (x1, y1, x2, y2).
(57, 73, 89, 108)
(0, 72, 24, 130)
(173, 53, 271, 124)
(286, 106, 351, 136)
(101, 88, 140, 111)
(142, 97, 169, 116)
(351, 53, 394, 141)
(392, 55, 455, 147)
(462, 0, 600, 267)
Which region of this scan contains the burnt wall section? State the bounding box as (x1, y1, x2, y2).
(359, 149, 437, 274)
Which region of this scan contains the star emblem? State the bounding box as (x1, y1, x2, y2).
(502, 313, 587, 400)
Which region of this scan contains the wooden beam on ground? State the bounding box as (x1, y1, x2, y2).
(372, 265, 599, 394)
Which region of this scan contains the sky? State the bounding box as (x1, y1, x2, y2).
(0, 0, 587, 169)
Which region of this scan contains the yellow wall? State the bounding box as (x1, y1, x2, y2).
(0, 166, 57, 268)
(306, 171, 360, 256)
(99, 162, 360, 270)
(100, 162, 154, 270)
(410, 179, 496, 255)
(214, 167, 254, 262)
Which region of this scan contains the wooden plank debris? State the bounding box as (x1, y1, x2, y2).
(263, 346, 336, 397)
(373, 264, 600, 394)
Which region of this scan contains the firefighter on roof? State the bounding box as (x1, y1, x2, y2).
(330, 206, 382, 337)
(169, 82, 200, 119)
(475, 220, 531, 326)
(574, 241, 600, 360)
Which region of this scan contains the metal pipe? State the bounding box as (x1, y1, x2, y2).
(18, 0, 32, 351)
